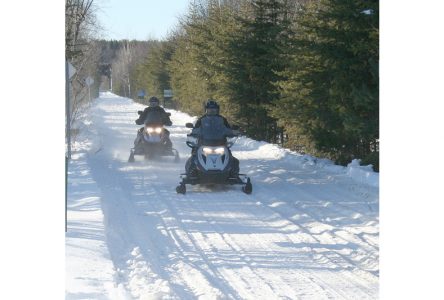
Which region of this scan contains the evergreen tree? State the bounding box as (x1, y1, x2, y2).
(224, 0, 292, 141)
(168, 29, 211, 115)
(133, 41, 174, 102)
(168, 0, 246, 117)
(273, 0, 379, 168)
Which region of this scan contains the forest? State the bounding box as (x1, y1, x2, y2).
(66, 0, 379, 170)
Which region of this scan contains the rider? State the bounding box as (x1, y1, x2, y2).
(135, 96, 173, 149)
(194, 100, 231, 129)
(186, 99, 240, 176)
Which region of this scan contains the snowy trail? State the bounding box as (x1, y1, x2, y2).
(66, 92, 379, 299)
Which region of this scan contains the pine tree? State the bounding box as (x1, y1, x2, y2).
(133, 41, 174, 101)
(273, 0, 379, 168)
(224, 0, 292, 141)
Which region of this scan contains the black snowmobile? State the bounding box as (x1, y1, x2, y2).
(176, 116, 252, 194)
(128, 111, 179, 162)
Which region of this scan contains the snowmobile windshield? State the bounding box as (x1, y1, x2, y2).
(144, 111, 164, 126)
(195, 115, 233, 146)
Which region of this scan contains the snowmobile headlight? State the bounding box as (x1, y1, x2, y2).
(202, 147, 213, 155)
(146, 127, 162, 134)
(214, 147, 225, 155)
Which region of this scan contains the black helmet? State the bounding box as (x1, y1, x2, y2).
(205, 99, 219, 115)
(149, 96, 160, 107)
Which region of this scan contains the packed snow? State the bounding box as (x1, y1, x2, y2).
(66, 92, 379, 299)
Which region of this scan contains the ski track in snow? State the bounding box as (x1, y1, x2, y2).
(67, 93, 379, 299)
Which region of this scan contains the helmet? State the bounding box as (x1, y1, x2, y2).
(149, 96, 160, 107)
(205, 99, 219, 115)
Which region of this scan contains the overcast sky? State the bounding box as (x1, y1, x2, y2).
(96, 0, 191, 40)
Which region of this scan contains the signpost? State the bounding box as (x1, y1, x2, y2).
(163, 89, 173, 107)
(65, 61, 76, 232)
(68, 62, 76, 80)
(164, 89, 173, 98)
(137, 89, 146, 100)
(85, 76, 94, 102)
(85, 76, 94, 85)
(66, 61, 76, 160)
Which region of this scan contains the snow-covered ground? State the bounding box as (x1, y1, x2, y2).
(66, 92, 379, 299)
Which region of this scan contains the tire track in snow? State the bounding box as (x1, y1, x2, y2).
(115, 151, 373, 299)
(85, 95, 378, 299)
(137, 179, 239, 299)
(87, 155, 188, 299)
(212, 201, 358, 300)
(89, 98, 238, 299)
(246, 169, 378, 298)
(175, 189, 346, 300)
(86, 104, 200, 298)
(287, 186, 379, 278)
(119, 158, 246, 299)
(188, 194, 312, 299)
(265, 189, 377, 286)
(170, 192, 286, 300)
(248, 163, 379, 270)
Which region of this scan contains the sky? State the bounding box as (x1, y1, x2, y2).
(96, 0, 191, 40)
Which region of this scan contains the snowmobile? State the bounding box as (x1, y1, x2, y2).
(128, 111, 179, 162)
(176, 116, 252, 194)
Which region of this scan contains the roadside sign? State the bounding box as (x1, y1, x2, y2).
(85, 76, 94, 86)
(164, 89, 173, 98)
(68, 62, 76, 79)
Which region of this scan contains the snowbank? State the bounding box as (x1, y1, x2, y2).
(235, 135, 379, 187)
(346, 159, 379, 187)
(66, 121, 127, 299)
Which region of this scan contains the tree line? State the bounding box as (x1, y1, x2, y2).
(96, 0, 379, 170)
(66, 0, 102, 143)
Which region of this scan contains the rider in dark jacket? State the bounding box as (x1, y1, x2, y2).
(135, 96, 173, 149)
(186, 99, 240, 176)
(136, 96, 172, 126)
(193, 105, 230, 129)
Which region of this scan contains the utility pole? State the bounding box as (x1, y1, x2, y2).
(85, 76, 94, 102)
(65, 60, 69, 233)
(110, 67, 113, 91)
(128, 77, 131, 97)
(65, 60, 76, 232)
(66, 60, 72, 159)
(66, 61, 76, 159)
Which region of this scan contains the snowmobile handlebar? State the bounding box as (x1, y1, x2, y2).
(137, 111, 170, 116)
(186, 122, 240, 131)
(186, 133, 238, 149)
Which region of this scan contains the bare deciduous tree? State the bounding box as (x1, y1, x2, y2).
(66, 0, 102, 147)
(112, 41, 133, 97)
